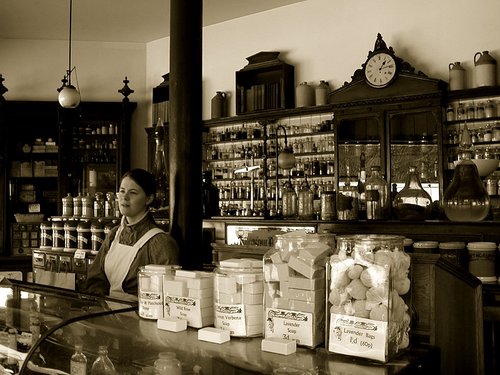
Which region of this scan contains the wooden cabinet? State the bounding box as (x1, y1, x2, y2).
(235, 51, 295, 115)
(0, 99, 135, 259)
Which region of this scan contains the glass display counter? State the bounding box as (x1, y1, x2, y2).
(0, 279, 438, 374)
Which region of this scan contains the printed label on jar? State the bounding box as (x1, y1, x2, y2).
(138, 291, 163, 319)
(214, 303, 247, 336)
(265, 308, 313, 347)
(165, 295, 212, 328)
(328, 314, 387, 362)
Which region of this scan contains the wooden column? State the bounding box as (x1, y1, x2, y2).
(169, 0, 203, 270)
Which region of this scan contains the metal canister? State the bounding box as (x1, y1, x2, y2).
(73, 193, 83, 218)
(81, 193, 94, 218)
(320, 191, 336, 220)
(94, 192, 105, 218)
(64, 220, 78, 252)
(52, 221, 65, 251)
(105, 192, 116, 217)
(62, 193, 74, 217)
(77, 221, 92, 250)
(40, 221, 53, 249)
(486, 177, 498, 196)
(91, 221, 105, 252)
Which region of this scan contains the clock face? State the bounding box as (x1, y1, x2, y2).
(364, 52, 398, 88)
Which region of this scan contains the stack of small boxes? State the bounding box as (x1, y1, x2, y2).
(159, 270, 214, 330)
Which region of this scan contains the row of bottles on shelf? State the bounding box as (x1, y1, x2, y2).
(210, 156, 336, 181)
(206, 135, 335, 161)
(446, 99, 498, 122)
(74, 123, 119, 136)
(446, 123, 500, 145)
(205, 118, 334, 143)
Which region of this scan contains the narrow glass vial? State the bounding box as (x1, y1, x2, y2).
(71, 344, 88, 375)
(152, 118, 169, 209)
(91, 346, 115, 375)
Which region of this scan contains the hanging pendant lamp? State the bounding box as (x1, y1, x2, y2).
(58, 0, 80, 108)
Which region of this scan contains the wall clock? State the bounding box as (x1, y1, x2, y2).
(363, 34, 399, 88)
(364, 51, 398, 88)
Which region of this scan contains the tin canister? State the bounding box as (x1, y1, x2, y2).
(40, 221, 53, 249)
(81, 194, 94, 218)
(439, 241, 467, 268)
(64, 220, 78, 252)
(51, 221, 65, 251)
(320, 191, 336, 220)
(73, 194, 83, 218)
(91, 222, 105, 252)
(77, 221, 92, 250)
(467, 242, 498, 283)
(62, 193, 74, 217)
(138, 264, 181, 320)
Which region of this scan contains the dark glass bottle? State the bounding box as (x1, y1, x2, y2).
(202, 171, 219, 218)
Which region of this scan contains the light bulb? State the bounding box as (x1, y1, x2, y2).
(58, 85, 81, 108)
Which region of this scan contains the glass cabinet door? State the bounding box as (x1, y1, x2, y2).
(388, 108, 442, 203)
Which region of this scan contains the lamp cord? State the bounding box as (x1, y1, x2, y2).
(67, 0, 73, 84)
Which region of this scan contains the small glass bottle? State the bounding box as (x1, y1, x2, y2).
(365, 166, 390, 220)
(70, 344, 88, 375)
(393, 166, 433, 220)
(154, 352, 182, 375)
(91, 345, 115, 375)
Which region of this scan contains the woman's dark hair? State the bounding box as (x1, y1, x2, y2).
(121, 168, 157, 199)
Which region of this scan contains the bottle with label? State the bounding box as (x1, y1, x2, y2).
(91, 345, 115, 375)
(70, 344, 88, 375)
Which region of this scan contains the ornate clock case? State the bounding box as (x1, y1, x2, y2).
(328, 33, 448, 216)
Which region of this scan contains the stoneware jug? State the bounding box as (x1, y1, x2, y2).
(474, 51, 497, 87)
(296, 82, 314, 108)
(211, 91, 227, 119)
(315, 80, 330, 106)
(448, 62, 466, 91)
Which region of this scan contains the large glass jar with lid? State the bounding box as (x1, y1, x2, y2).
(365, 166, 390, 220)
(297, 177, 314, 219)
(393, 166, 433, 220)
(281, 178, 298, 218)
(336, 179, 358, 220)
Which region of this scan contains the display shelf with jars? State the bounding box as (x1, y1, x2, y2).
(444, 87, 500, 220)
(203, 108, 335, 218)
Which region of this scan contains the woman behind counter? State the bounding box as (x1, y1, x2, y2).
(84, 168, 179, 300)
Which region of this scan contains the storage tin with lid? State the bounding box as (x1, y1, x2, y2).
(51, 221, 65, 251)
(214, 258, 264, 337)
(91, 222, 105, 252)
(438, 241, 466, 268)
(63, 220, 78, 252)
(467, 242, 498, 283)
(77, 221, 91, 251)
(413, 240, 439, 254)
(40, 221, 53, 250)
(138, 264, 181, 320)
